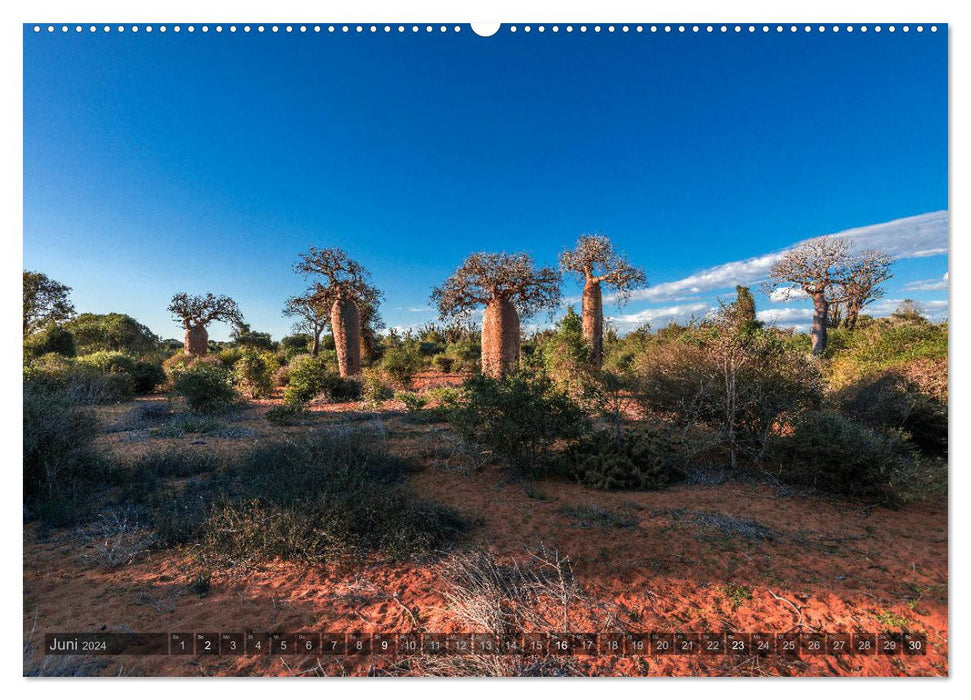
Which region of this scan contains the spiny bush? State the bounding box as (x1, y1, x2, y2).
(23, 381, 103, 501)
(449, 373, 589, 476)
(130, 361, 166, 394)
(380, 346, 422, 388)
(558, 427, 684, 491)
(634, 326, 823, 466)
(172, 362, 238, 414)
(397, 391, 428, 413)
(25, 353, 135, 404)
(362, 368, 394, 407)
(264, 403, 309, 425)
(431, 353, 455, 372)
(282, 354, 340, 405)
(192, 430, 469, 564)
(835, 369, 947, 457)
(764, 409, 917, 502)
(232, 349, 275, 398)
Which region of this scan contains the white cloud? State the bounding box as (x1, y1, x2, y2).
(609, 210, 949, 305)
(903, 273, 948, 292)
(768, 286, 807, 302)
(607, 302, 713, 331)
(757, 307, 814, 325)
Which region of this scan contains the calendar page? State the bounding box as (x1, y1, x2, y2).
(21, 14, 949, 680)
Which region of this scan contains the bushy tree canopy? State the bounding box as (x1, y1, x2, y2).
(168, 293, 244, 330)
(24, 271, 74, 336)
(431, 252, 561, 320)
(559, 234, 646, 301)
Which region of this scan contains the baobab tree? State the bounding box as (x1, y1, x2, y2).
(559, 234, 646, 369)
(282, 292, 328, 357)
(295, 247, 381, 377)
(168, 292, 244, 356)
(841, 250, 894, 330)
(431, 252, 561, 377)
(768, 236, 853, 356)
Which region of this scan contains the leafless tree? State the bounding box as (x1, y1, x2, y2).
(767, 237, 853, 355)
(295, 247, 382, 376)
(167, 292, 244, 356)
(560, 234, 646, 369)
(431, 252, 561, 377)
(841, 250, 894, 330)
(282, 293, 328, 357)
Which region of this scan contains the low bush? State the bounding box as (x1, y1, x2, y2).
(381, 346, 422, 388)
(131, 361, 166, 394)
(172, 362, 238, 414)
(764, 409, 916, 502)
(232, 350, 275, 398)
(264, 403, 309, 425)
(835, 369, 947, 457)
(192, 430, 469, 564)
(449, 373, 589, 476)
(25, 354, 135, 404)
(397, 391, 428, 413)
(282, 355, 335, 405)
(362, 368, 394, 407)
(558, 427, 684, 491)
(23, 381, 103, 500)
(432, 353, 455, 373)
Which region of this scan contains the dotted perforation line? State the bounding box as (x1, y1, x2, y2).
(31, 23, 940, 35)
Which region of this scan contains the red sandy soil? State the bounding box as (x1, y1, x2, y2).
(23, 379, 948, 677)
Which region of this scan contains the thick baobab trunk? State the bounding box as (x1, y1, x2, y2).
(582, 279, 604, 369)
(331, 298, 361, 377)
(184, 324, 209, 356)
(481, 297, 520, 377)
(810, 292, 828, 356)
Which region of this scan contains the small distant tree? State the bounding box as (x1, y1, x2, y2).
(23, 271, 74, 337)
(295, 247, 382, 377)
(767, 237, 853, 355)
(722, 285, 762, 335)
(842, 250, 895, 330)
(560, 234, 646, 369)
(283, 293, 328, 357)
(431, 252, 561, 377)
(891, 299, 927, 325)
(167, 292, 244, 356)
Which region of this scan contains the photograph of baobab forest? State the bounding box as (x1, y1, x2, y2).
(22, 24, 947, 677)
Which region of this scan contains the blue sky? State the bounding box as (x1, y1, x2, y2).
(23, 24, 948, 341)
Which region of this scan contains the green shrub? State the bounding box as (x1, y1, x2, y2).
(23, 381, 103, 501)
(24, 325, 76, 358)
(25, 355, 135, 404)
(764, 409, 916, 502)
(445, 339, 480, 373)
(634, 327, 822, 466)
(217, 347, 244, 367)
(835, 370, 947, 457)
(193, 431, 469, 564)
(362, 369, 394, 407)
(131, 361, 166, 394)
(448, 373, 589, 476)
(75, 350, 138, 375)
(232, 350, 274, 398)
(265, 403, 310, 425)
(282, 355, 335, 405)
(432, 353, 455, 372)
(380, 346, 422, 387)
(173, 362, 238, 413)
(559, 428, 684, 491)
(396, 390, 428, 413)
